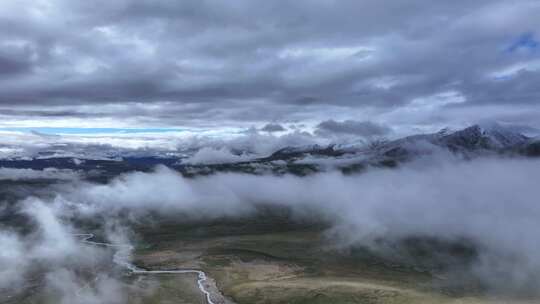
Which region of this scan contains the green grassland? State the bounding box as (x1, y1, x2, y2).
(132, 214, 514, 304)
(2, 203, 533, 304)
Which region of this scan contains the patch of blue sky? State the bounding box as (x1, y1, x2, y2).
(492, 75, 513, 81)
(507, 32, 538, 53)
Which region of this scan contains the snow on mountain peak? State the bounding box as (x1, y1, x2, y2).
(475, 122, 529, 148)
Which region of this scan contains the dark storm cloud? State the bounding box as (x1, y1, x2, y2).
(0, 46, 33, 76)
(0, 0, 539, 128)
(315, 119, 391, 137)
(260, 123, 286, 133)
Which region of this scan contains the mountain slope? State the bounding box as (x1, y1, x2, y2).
(0, 124, 538, 179)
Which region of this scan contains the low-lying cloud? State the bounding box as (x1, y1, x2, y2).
(0, 167, 81, 181)
(3, 155, 540, 296)
(0, 198, 128, 303)
(182, 147, 254, 165)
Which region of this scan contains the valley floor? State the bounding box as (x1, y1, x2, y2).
(131, 219, 539, 304)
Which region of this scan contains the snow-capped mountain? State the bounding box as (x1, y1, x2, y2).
(0, 124, 538, 179)
(439, 124, 530, 151)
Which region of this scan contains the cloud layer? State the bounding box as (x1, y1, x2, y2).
(0, 198, 128, 303)
(0, 1, 539, 131)
(3, 154, 540, 297)
(32, 156, 538, 293)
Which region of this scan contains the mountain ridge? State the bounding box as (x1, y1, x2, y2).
(0, 124, 538, 179)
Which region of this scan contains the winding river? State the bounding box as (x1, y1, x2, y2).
(75, 233, 216, 304)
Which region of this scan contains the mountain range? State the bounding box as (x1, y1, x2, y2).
(1, 124, 539, 180)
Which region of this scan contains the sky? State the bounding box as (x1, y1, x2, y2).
(1, 0, 540, 139)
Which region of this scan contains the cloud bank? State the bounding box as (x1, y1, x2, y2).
(0, 198, 129, 303)
(0, 167, 80, 180)
(183, 147, 254, 165)
(38, 157, 539, 293)
(3, 155, 540, 296)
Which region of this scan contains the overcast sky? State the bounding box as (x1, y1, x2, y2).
(1, 0, 539, 135)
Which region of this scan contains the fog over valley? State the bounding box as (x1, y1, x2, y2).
(3, 137, 540, 302)
(1, 1, 540, 303)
